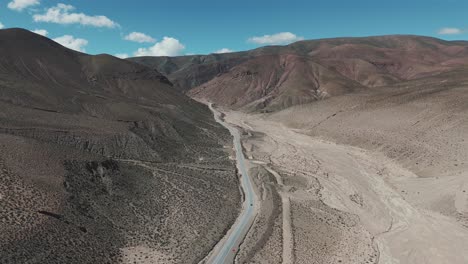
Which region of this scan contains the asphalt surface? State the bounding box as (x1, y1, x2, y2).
(206, 104, 257, 264)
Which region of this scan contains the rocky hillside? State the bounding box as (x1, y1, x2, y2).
(0, 28, 240, 264)
(131, 35, 468, 111)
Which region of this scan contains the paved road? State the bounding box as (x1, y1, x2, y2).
(206, 104, 257, 264)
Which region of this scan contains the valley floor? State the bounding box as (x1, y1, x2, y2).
(222, 109, 468, 264)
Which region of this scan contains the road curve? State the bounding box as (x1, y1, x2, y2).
(205, 103, 257, 264)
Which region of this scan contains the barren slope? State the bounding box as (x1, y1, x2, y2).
(189, 54, 364, 112)
(0, 28, 240, 264)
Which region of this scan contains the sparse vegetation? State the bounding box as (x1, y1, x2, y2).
(0, 29, 240, 264)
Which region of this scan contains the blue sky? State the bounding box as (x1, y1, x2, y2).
(1, 0, 468, 57)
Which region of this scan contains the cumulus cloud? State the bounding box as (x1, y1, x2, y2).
(248, 32, 304, 45)
(115, 53, 129, 59)
(437, 27, 463, 35)
(31, 29, 48, 36)
(53, 35, 88, 52)
(33, 3, 117, 28)
(7, 0, 40, 11)
(124, 32, 156, 43)
(214, 48, 234, 54)
(134, 37, 185, 57)
(0, 22, 4, 29)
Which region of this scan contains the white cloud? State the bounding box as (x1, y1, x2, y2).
(115, 53, 129, 59)
(437, 27, 463, 35)
(214, 48, 234, 54)
(31, 29, 48, 36)
(33, 3, 117, 28)
(134, 37, 185, 57)
(248, 32, 304, 45)
(53, 35, 88, 52)
(0, 22, 4, 29)
(124, 32, 156, 43)
(7, 0, 40, 11)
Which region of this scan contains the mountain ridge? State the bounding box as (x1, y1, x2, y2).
(130, 34, 468, 111)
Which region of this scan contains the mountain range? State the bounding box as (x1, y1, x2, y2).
(131, 35, 468, 111)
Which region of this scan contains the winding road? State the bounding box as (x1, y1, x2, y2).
(205, 103, 257, 264)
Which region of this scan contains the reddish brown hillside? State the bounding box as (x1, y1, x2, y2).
(189, 54, 364, 111)
(132, 35, 468, 111)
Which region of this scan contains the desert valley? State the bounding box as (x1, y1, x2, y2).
(0, 22, 467, 264)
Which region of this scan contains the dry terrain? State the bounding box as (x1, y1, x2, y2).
(0, 28, 240, 264)
(213, 72, 468, 263)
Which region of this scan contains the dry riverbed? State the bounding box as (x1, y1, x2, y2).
(222, 109, 468, 264)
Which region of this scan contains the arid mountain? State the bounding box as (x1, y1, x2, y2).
(190, 53, 365, 111)
(131, 35, 468, 111)
(0, 28, 240, 263)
